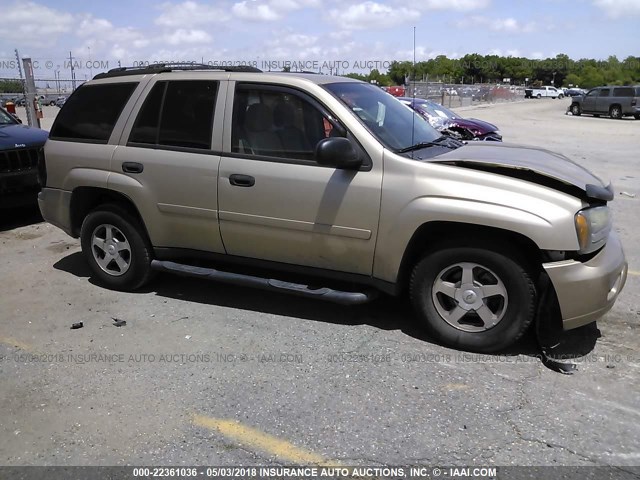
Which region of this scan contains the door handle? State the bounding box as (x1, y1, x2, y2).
(122, 162, 144, 174)
(229, 174, 255, 187)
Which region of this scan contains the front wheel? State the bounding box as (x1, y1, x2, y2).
(80, 204, 153, 291)
(536, 94, 542, 99)
(410, 245, 536, 352)
(570, 104, 581, 116)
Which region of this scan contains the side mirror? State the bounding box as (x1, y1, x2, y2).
(315, 137, 362, 170)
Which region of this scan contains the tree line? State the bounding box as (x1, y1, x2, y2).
(0, 79, 23, 93)
(345, 54, 640, 89)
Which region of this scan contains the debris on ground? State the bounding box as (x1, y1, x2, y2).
(620, 191, 636, 198)
(112, 318, 127, 327)
(70, 322, 83, 330)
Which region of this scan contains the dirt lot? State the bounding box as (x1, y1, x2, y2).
(1, 99, 639, 470)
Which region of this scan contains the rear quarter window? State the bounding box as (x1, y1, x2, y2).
(50, 83, 137, 143)
(612, 87, 634, 97)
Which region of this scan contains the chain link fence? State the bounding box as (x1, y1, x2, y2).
(403, 81, 526, 108)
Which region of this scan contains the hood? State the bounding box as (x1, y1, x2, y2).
(454, 117, 499, 134)
(429, 142, 613, 201)
(0, 124, 48, 150)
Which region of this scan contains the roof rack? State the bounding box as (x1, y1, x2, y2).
(93, 63, 262, 79)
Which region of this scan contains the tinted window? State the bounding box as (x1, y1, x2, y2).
(129, 82, 165, 144)
(613, 87, 634, 97)
(232, 85, 339, 161)
(50, 83, 137, 142)
(129, 81, 217, 149)
(159, 81, 217, 149)
(599, 89, 610, 97)
(586, 89, 598, 97)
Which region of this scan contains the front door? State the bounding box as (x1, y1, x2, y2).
(595, 88, 611, 114)
(217, 83, 382, 276)
(582, 88, 598, 112)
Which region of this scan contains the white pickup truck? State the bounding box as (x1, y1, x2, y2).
(525, 86, 564, 99)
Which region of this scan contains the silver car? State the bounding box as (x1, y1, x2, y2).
(38, 65, 628, 353)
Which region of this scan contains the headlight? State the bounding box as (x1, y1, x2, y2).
(574, 206, 611, 253)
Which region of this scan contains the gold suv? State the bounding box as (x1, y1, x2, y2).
(38, 64, 627, 352)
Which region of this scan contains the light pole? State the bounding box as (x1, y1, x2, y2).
(88, 46, 93, 78)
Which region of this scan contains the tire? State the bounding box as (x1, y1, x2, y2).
(609, 105, 623, 119)
(49, 101, 55, 106)
(410, 243, 536, 353)
(80, 204, 153, 291)
(536, 94, 541, 99)
(635, 114, 640, 120)
(559, 94, 564, 99)
(570, 104, 581, 116)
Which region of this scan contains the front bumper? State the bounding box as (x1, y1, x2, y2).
(543, 232, 627, 330)
(38, 187, 74, 237)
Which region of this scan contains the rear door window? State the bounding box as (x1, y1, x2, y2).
(50, 83, 137, 143)
(129, 80, 218, 150)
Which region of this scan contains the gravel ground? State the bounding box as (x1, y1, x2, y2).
(0, 98, 639, 471)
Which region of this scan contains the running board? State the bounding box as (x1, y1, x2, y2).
(150, 260, 376, 305)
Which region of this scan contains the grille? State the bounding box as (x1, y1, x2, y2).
(0, 148, 39, 174)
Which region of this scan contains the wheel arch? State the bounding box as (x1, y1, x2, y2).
(395, 221, 542, 296)
(69, 186, 150, 242)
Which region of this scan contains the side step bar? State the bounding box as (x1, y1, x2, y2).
(150, 260, 377, 305)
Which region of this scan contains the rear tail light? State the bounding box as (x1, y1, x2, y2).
(37, 147, 47, 186)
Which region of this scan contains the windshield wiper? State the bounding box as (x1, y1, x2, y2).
(397, 135, 459, 153)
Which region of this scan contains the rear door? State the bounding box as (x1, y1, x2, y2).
(111, 76, 226, 254)
(217, 82, 382, 275)
(612, 87, 634, 114)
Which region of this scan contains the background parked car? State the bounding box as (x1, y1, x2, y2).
(570, 85, 640, 119)
(566, 88, 586, 97)
(0, 106, 49, 206)
(398, 97, 502, 141)
(55, 96, 67, 108)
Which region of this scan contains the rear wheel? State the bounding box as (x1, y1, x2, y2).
(80, 204, 153, 291)
(570, 104, 581, 116)
(410, 244, 536, 353)
(609, 105, 623, 119)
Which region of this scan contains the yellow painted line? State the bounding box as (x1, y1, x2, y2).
(629, 270, 640, 277)
(192, 414, 335, 465)
(0, 336, 35, 353)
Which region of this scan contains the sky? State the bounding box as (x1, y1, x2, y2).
(0, 0, 638, 80)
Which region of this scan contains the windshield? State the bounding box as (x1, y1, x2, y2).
(0, 108, 17, 125)
(325, 82, 441, 151)
(417, 101, 458, 121)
